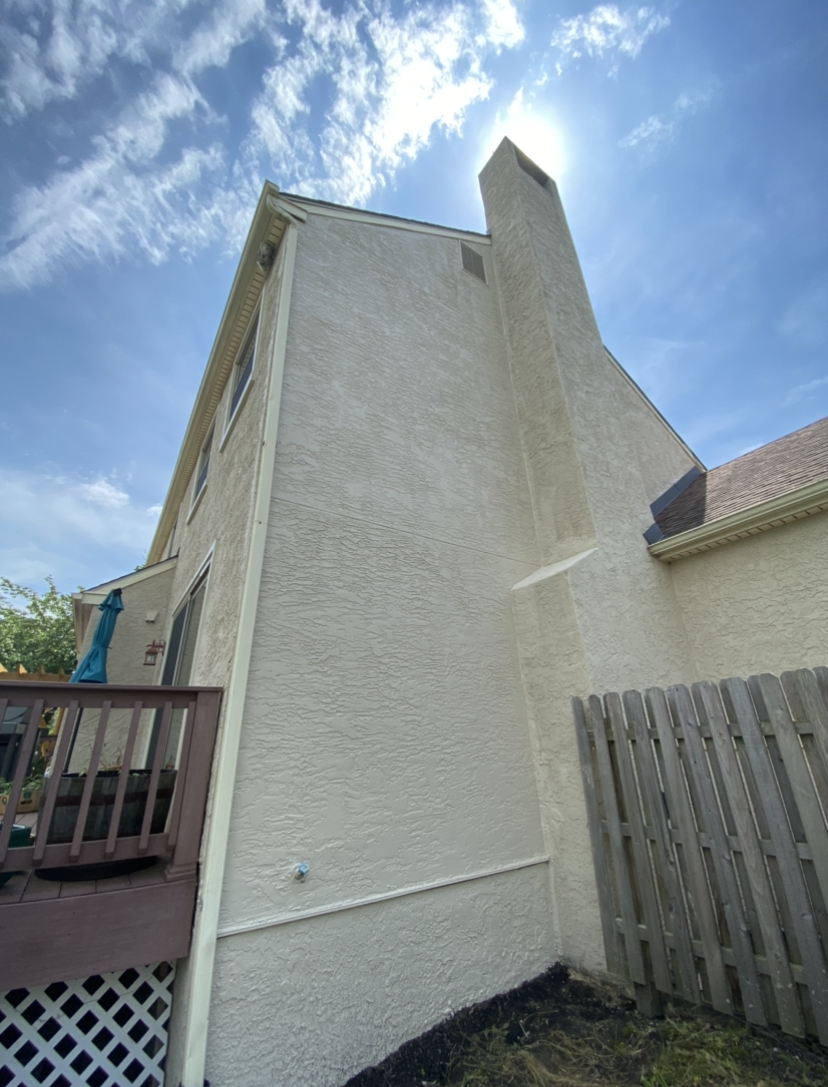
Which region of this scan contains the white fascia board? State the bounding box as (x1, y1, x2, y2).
(283, 195, 492, 243)
(72, 555, 178, 604)
(649, 476, 828, 561)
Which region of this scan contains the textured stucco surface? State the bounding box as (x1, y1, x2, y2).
(670, 512, 828, 679)
(163, 242, 289, 1087)
(269, 215, 539, 563)
(208, 866, 554, 1087)
(205, 211, 552, 1083)
(480, 141, 699, 975)
(223, 501, 542, 929)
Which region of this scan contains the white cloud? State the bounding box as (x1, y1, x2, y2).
(0, 0, 199, 120)
(0, 469, 160, 589)
(620, 85, 717, 154)
(778, 279, 828, 347)
(146, 504, 163, 517)
(0, 0, 523, 286)
(77, 478, 129, 508)
(551, 4, 669, 73)
(479, 0, 524, 50)
(245, 0, 521, 206)
(620, 113, 675, 151)
(783, 375, 828, 408)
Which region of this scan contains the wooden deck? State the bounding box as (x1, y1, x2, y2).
(0, 858, 197, 990)
(0, 681, 221, 991)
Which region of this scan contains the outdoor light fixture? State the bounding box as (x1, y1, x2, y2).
(256, 242, 275, 273)
(144, 640, 166, 666)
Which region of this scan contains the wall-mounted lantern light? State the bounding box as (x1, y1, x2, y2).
(144, 640, 166, 667)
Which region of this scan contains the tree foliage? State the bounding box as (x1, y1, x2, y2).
(0, 577, 77, 675)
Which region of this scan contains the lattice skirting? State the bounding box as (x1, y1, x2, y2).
(0, 962, 175, 1087)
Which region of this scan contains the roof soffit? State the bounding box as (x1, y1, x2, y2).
(147, 184, 295, 564)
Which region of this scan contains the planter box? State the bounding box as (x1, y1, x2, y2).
(0, 824, 32, 887)
(0, 787, 41, 817)
(42, 770, 177, 845)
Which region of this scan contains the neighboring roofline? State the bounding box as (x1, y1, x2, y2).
(281, 191, 492, 243)
(71, 556, 179, 652)
(603, 346, 705, 472)
(146, 183, 300, 565)
(73, 555, 179, 603)
(648, 474, 828, 561)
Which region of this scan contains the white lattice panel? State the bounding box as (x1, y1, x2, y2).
(0, 962, 175, 1087)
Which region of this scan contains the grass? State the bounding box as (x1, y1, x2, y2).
(446, 1012, 828, 1087)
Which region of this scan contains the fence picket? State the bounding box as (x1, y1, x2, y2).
(672, 685, 770, 1023)
(587, 694, 647, 987)
(739, 674, 828, 1044)
(573, 697, 621, 975)
(606, 692, 672, 996)
(623, 690, 699, 1004)
(694, 682, 804, 1034)
(645, 687, 733, 1014)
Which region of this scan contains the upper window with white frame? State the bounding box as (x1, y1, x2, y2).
(227, 315, 258, 428)
(193, 427, 213, 506)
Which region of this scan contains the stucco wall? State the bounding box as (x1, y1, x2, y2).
(161, 241, 287, 695)
(207, 211, 553, 1085)
(480, 141, 699, 976)
(208, 866, 553, 1087)
(669, 512, 828, 679)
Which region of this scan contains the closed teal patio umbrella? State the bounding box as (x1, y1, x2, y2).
(70, 588, 124, 684)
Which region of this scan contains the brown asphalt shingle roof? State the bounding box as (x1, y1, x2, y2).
(655, 415, 828, 539)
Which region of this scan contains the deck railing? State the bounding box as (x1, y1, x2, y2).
(0, 682, 221, 883)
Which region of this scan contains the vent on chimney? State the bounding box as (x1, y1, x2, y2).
(515, 148, 549, 188)
(460, 242, 486, 283)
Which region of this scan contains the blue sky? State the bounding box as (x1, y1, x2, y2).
(1, 0, 826, 593)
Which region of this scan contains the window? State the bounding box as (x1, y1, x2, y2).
(148, 570, 209, 766)
(193, 428, 213, 505)
(161, 574, 208, 689)
(228, 316, 258, 425)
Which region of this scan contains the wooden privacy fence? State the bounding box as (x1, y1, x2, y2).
(573, 667, 828, 1043)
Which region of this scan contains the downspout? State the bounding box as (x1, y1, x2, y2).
(178, 223, 299, 1087)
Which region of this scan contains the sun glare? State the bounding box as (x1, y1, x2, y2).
(480, 91, 566, 180)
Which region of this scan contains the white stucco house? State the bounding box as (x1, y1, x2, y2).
(5, 138, 826, 1087)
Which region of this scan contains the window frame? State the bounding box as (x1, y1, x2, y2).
(147, 561, 211, 766)
(221, 311, 260, 447)
(189, 426, 214, 518)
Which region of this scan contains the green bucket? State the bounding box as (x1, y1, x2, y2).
(0, 823, 32, 888)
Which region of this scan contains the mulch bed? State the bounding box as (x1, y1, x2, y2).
(343, 964, 828, 1087)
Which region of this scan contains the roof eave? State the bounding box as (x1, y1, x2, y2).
(146, 181, 292, 565)
(648, 475, 828, 561)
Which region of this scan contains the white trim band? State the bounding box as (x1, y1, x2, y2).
(217, 855, 550, 939)
(511, 548, 597, 591)
(283, 196, 492, 243)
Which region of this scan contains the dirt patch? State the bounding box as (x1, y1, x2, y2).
(343, 965, 828, 1087)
